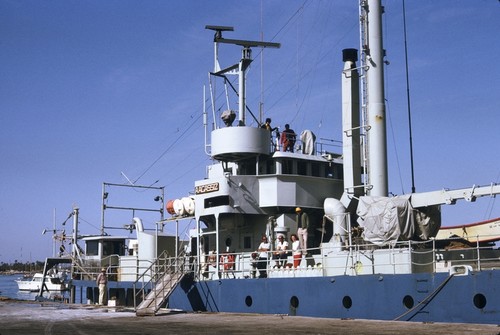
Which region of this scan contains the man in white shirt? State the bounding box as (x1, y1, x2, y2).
(273, 235, 289, 268)
(257, 235, 270, 278)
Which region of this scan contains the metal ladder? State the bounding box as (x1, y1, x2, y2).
(134, 251, 187, 316)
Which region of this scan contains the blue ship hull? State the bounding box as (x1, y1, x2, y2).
(166, 270, 500, 324)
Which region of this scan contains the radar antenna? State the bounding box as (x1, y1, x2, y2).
(205, 25, 280, 126)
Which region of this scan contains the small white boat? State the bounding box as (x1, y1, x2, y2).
(15, 273, 67, 292)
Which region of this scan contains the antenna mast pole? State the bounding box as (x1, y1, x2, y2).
(402, 0, 416, 194)
(363, 0, 388, 197)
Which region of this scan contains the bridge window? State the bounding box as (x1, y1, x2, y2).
(238, 158, 256, 175)
(204, 195, 230, 208)
(297, 161, 307, 175)
(102, 241, 125, 256)
(282, 159, 293, 175)
(86, 241, 98, 256)
(311, 162, 321, 177)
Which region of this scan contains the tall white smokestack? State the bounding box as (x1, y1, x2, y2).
(365, 0, 388, 197)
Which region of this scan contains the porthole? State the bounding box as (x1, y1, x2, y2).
(403, 295, 414, 309)
(342, 296, 352, 309)
(290, 296, 299, 309)
(473, 293, 486, 309)
(245, 296, 253, 307)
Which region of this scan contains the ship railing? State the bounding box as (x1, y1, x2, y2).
(71, 254, 122, 281)
(72, 254, 156, 283)
(270, 135, 341, 156)
(318, 239, 417, 276)
(197, 248, 325, 280)
(425, 235, 500, 272)
(197, 246, 409, 279)
(318, 236, 500, 276)
(187, 234, 499, 281)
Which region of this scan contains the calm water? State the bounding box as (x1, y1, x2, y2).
(0, 274, 72, 301)
(0, 274, 38, 301)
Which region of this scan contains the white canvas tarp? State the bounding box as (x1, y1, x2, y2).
(356, 195, 414, 246)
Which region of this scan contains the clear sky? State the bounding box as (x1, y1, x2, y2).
(1, 0, 499, 263)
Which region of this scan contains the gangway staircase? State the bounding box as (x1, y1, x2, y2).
(134, 251, 187, 316)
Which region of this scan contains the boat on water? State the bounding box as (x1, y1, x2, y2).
(16, 273, 68, 292)
(66, 0, 500, 324)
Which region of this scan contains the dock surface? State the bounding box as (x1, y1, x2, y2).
(0, 299, 498, 335)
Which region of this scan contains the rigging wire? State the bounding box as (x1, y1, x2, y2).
(402, 0, 416, 193)
(262, 18, 358, 126)
(288, 1, 340, 133)
(78, 216, 101, 233)
(134, 112, 202, 184)
(219, 0, 311, 125)
(269, 0, 310, 43)
(382, 0, 405, 195)
(385, 97, 406, 195)
(243, 0, 310, 120)
(136, 1, 351, 185)
(133, 2, 307, 186)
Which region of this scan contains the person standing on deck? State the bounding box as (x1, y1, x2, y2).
(290, 234, 302, 268)
(296, 207, 309, 255)
(261, 118, 279, 151)
(257, 235, 270, 278)
(96, 268, 108, 305)
(280, 124, 296, 152)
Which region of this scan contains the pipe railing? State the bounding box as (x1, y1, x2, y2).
(71, 235, 499, 285)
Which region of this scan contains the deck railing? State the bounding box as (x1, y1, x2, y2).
(71, 235, 499, 285)
(191, 236, 499, 280)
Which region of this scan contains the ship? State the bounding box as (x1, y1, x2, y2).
(64, 0, 500, 324)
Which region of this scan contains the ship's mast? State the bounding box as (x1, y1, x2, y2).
(360, 0, 388, 197)
(205, 25, 280, 127)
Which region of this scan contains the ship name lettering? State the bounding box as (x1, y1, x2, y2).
(196, 182, 219, 194)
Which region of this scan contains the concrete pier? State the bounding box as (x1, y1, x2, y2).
(0, 299, 498, 335)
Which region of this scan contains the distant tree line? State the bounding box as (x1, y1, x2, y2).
(0, 261, 45, 273)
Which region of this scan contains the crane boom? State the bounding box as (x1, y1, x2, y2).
(410, 183, 500, 208)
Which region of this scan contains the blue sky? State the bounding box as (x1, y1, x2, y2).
(1, 0, 499, 263)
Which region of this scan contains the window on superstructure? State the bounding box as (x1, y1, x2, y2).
(258, 157, 274, 175)
(266, 158, 276, 175)
(86, 241, 98, 256)
(204, 195, 230, 208)
(243, 236, 252, 249)
(312, 162, 321, 177)
(282, 159, 293, 175)
(101, 240, 125, 256)
(238, 158, 256, 176)
(297, 160, 308, 176)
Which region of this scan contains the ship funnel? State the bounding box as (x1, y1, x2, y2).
(363, 0, 388, 196)
(342, 48, 358, 63)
